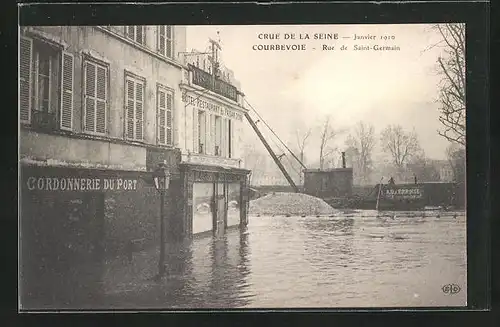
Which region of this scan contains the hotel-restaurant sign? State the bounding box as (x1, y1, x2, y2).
(182, 92, 243, 121)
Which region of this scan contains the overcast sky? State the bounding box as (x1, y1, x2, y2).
(186, 24, 453, 161)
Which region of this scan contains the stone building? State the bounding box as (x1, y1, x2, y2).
(178, 47, 251, 237)
(19, 26, 250, 307)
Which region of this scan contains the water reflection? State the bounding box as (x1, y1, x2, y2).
(159, 228, 252, 308)
(61, 211, 466, 309)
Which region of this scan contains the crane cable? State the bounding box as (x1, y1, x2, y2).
(243, 99, 307, 169)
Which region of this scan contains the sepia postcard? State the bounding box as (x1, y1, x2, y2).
(18, 21, 475, 311)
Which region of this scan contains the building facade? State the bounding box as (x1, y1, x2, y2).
(19, 25, 189, 306)
(19, 26, 251, 307)
(177, 49, 251, 238)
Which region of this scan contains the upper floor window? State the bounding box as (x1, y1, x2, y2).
(228, 119, 232, 158)
(83, 58, 108, 135)
(157, 26, 173, 58)
(125, 73, 145, 141)
(20, 36, 74, 131)
(214, 115, 222, 156)
(125, 26, 145, 45)
(157, 85, 173, 146)
(197, 110, 206, 154)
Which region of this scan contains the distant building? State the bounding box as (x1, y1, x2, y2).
(433, 160, 454, 182)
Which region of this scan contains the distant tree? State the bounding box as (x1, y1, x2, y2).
(345, 121, 376, 184)
(289, 120, 312, 184)
(318, 115, 345, 169)
(433, 23, 466, 146)
(446, 143, 466, 183)
(242, 143, 269, 185)
(380, 125, 421, 180)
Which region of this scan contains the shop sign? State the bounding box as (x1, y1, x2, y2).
(25, 176, 139, 192)
(182, 92, 243, 121)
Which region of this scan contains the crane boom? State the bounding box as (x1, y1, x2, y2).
(244, 112, 299, 193)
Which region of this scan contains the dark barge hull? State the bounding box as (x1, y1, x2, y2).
(325, 183, 428, 211)
(325, 197, 425, 211)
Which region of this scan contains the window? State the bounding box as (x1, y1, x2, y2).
(125, 74, 144, 141)
(125, 26, 145, 45)
(83, 59, 108, 134)
(157, 26, 173, 58)
(228, 119, 232, 158)
(19, 36, 74, 131)
(197, 110, 206, 154)
(214, 115, 222, 156)
(157, 85, 173, 146)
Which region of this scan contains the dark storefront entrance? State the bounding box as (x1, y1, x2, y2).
(19, 164, 163, 309)
(21, 189, 105, 307)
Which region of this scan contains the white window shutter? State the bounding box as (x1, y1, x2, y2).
(192, 107, 199, 153)
(95, 65, 107, 134)
(158, 26, 165, 55)
(166, 26, 172, 58)
(206, 114, 212, 155)
(135, 81, 144, 140)
(60, 52, 74, 131)
(126, 26, 135, 39)
(166, 92, 173, 145)
(20, 36, 33, 124)
(157, 88, 166, 144)
(125, 78, 135, 139)
(136, 26, 143, 44)
(230, 120, 234, 158)
(84, 62, 97, 132)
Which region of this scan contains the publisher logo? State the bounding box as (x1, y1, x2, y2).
(442, 284, 461, 295)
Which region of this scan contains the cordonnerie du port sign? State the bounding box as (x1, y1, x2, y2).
(24, 176, 139, 192)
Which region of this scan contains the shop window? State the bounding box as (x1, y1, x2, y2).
(157, 25, 173, 58)
(125, 26, 145, 45)
(157, 85, 173, 146)
(19, 36, 74, 131)
(83, 58, 108, 135)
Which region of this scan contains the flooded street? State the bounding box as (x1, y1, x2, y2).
(104, 210, 467, 309)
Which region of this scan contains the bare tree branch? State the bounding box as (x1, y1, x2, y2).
(318, 115, 342, 169)
(433, 23, 466, 146)
(380, 125, 421, 180)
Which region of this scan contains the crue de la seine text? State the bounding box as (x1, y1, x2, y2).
(253, 32, 400, 52)
(252, 32, 338, 51)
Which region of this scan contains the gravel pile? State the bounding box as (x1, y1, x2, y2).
(249, 192, 340, 216)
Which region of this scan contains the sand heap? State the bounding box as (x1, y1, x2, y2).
(249, 192, 339, 216)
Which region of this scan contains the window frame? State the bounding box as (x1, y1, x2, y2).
(124, 72, 146, 142)
(20, 35, 75, 132)
(32, 48, 53, 114)
(157, 25, 174, 59)
(156, 83, 174, 146)
(82, 56, 109, 136)
(197, 110, 206, 154)
(125, 25, 146, 45)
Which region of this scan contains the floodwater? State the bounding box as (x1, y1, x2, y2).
(103, 210, 467, 309)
